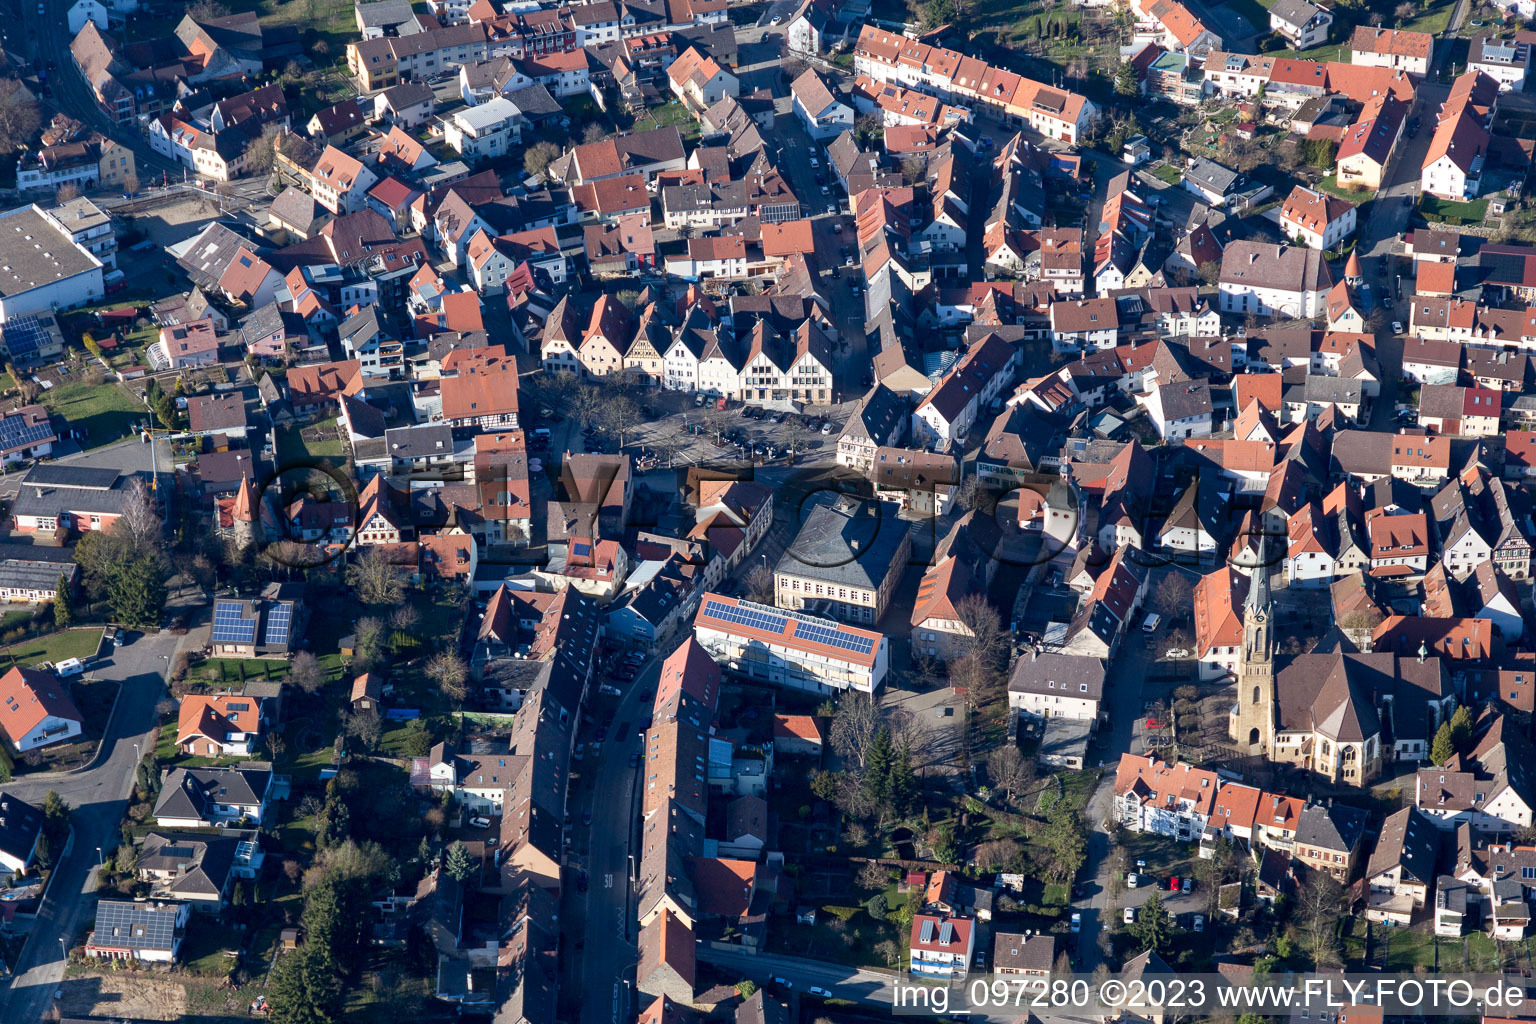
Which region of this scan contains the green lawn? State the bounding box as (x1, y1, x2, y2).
(1421, 195, 1489, 225)
(1314, 174, 1370, 204)
(276, 416, 348, 464)
(193, 658, 290, 686)
(1222, 0, 1274, 31)
(1275, 42, 1349, 62)
(1380, 928, 1440, 972)
(635, 101, 701, 142)
(0, 628, 102, 669)
(179, 914, 240, 978)
(221, 0, 359, 58)
(39, 381, 144, 448)
(1398, 0, 1457, 35)
(1153, 163, 1183, 185)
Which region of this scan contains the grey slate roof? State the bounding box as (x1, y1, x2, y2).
(154, 766, 271, 822)
(12, 465, 148, 521)
(0, 791, 43, 868)
(138, 830, 240, 899)
(385, 423, 454, 460)
(1185, 158, 1240, 196)
(1293, 800, 1368, 854)
(1269, 0, 1325, 28)
(774, 495, 909, 591)
(1008, 651, 1105, 701)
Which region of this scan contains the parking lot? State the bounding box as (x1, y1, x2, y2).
(546, 383, 859, 470)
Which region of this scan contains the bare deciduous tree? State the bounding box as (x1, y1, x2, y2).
(743, 563, 775, 604)
(1296, 872, 1345, 968)
(346, 547, 406, 606)
(115, 479, 163, 556)
(344, 708, 382, 751)
(973, 837, 1022, 872)
(389, 604, 420, 633)
(829, 691, 882, 770)
(987, 744, 1031, 804)
(954, 594, 1008, 666)
(289, 651, 325, 693)
(426, 651, 468, 702)
(0, 82, 41, 154)
(242, 123, 283, 175)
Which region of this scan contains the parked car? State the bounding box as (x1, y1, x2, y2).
(774, 977, 793, 989)
(469, 816, 491, 829)
(1193, 914, 1204, 932)
(54, 658, 85, 678)
(1181, 877, 1192, 893)
(1392, 322, 1404, 334)
(809, 987, 831, 998)
(1168, 876, 1180, 891)
(1126, 872, 1140, 889)
(1124, 907, 1136, 923)
(1071, 912, 1082, 933)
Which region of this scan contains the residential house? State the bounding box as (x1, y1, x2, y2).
(1270, 0, 1333, 50)
(153, 765, 272, 828)
(791, 68, 853, 141)
(0, 666, 82, 753)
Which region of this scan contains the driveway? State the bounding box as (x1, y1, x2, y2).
(0, 630, 183, 1024)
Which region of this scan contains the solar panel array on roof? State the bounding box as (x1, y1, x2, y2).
(264, 603, 292, 646)
(94, 900, 179, 951)
(2, 313, 50, 357)
(702, 598, 878, 654)
(793, 619, 875, 654)
(158, 845, 197, 860)
(920, 919, 935, 943)
(704, 598, 790, 634)
(0, 410, 54, 452)
(212, 600, 257, 644)
(940, 921, 955, 943)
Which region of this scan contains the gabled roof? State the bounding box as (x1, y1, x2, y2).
(0, 666, 82, 745)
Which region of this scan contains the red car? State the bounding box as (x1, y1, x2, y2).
(1168, 876, 1180, 891)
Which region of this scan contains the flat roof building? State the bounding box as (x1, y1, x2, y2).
(0, 205, 105, 322)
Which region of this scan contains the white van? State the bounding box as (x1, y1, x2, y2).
(1142, 612, 1162, 635)
(54, 658, 85, 678)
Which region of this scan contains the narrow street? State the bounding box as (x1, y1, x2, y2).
(28, 0, 179, 181)
(0, 632, 184, 1024)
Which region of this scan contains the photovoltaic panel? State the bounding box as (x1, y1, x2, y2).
(791, 621, 875, 654)
(212, 600, 257, 644)
(702, 598, 876, 655)
(703, 599, 789, 635)
(0, 411, 55, 451)
(95, 900, 177, 950)
(1, 314, 49, 357)
(263, 603, 292, 646)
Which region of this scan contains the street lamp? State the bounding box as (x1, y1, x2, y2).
(95, 846, 102, 867)
(57, 936, 66, 961)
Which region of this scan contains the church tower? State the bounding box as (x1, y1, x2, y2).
(1231, 549, 1275, 755)
(231, 475, 258, 550)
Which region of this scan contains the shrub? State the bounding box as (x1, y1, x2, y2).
(823, 905, 861, 921)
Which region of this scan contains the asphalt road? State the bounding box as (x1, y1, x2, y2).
(0, 630, 181, 1024)
(28, 0, 178, 181)
(572, 651, 654, 1024)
